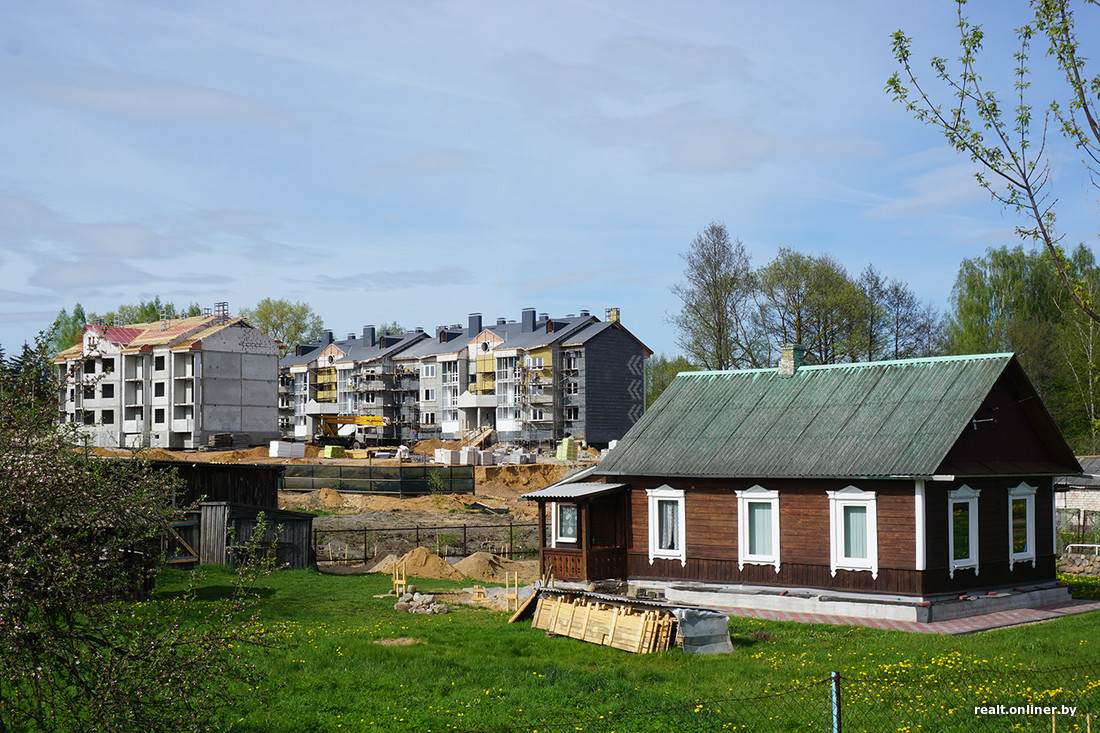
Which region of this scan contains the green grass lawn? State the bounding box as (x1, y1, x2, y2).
(153, 568, 1100, 732)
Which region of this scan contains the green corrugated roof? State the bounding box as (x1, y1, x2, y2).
(598, 353, 1022, 479)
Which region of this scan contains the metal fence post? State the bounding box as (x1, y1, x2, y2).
(463, 524, 467, 556)
(831, 670, 841, 733)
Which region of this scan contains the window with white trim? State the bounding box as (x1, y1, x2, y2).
(736, 486, 780, 573)
(828, 486, 878, 578)
(1008, 482, 1037, 570)
(948, 485, 981, 578)
(647, 485, 686, 566)
(422, 364, 436, 378)
(556, 503, 578, 543)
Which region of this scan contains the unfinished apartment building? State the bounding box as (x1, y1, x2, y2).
(54, 306, 281, 449)
(278, 326, 429, 443)
(279, 308, 650, 448)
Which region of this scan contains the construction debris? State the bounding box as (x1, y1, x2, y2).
(531, 592, 676, 654)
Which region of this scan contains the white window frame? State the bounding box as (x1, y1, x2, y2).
(422, 364, 436, 378)
(555, 503, 579, 544)
(947, 485, 981, 579)
(646, 485, 686, 566)
(566, 381, 579, 395)
(735, 486, 780, 573)
(1007, 482, 1037, 571)
(564, 406, 579, 421)
(828, 486, 878, 579)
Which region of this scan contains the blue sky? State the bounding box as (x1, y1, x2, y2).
(1, 1, 1097, 357)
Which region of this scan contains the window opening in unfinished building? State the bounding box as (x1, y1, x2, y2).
(154, 355, 165, 371)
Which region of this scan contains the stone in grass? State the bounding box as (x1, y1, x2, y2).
(393, 602, 411, 613)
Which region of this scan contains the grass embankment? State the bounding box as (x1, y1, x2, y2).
(153, 569, 1100, 732)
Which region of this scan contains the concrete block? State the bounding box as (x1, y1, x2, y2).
(270, 441, 305, 458)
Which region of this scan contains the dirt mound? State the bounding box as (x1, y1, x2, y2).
(452, 552, 528, 582)
(411, 438, 461, 455)
(203, 446, 271, 463)
(369, 553, 400, 574)
(318, 488, 345, 507)
(475, 464, 572, 489)
(343, 493, 475, 513)
(398, 546, 463, 580)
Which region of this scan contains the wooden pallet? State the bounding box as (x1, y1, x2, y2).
(530, 595, 676, 654)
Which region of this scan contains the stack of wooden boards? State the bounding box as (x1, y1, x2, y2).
(531, 592, 676, 654)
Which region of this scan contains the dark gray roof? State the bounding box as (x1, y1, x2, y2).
(597, 353, 1076, 480)
(279, 331, 426, 368)
(392, 315, 596, 360)
(1056, 456, 1099, 488)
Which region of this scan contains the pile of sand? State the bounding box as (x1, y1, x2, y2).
(452, 552, 528, 582)
(411, 438, 461, 455)
(369, 553, 400, 574)
(318, 488, 345, 507)
(398, 546, 463, 580)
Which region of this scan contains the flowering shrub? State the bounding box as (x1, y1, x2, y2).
(0, 340, 276, 732)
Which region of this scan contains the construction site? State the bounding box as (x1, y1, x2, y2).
(92, 435, 595, 581)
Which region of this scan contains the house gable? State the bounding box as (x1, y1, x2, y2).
(938, 358, 1079, 476)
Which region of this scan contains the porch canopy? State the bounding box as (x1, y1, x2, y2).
(522, 482, 628, 582)
(521, 482, 627, 502)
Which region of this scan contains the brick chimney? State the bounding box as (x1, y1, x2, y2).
(778, 344, 805, 378)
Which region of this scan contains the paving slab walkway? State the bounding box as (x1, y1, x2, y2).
(702, 598, 1100, 634)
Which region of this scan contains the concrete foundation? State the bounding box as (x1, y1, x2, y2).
(623, 579, 1073, 624)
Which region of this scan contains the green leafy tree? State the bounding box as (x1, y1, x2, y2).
(944, 243, 1100, 449)
(96, 297, 202, 326)
(755, 249, 868, 364)
(239, 298, 324, 358)
(645, 353, 698, 407)
(0, 340, 278, 731)
(888, 0, 1100, 324)
(378, 320, 405, 336)
(48, 303, 88, 354)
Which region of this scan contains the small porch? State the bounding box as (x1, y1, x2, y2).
(523, 482, 628, 583)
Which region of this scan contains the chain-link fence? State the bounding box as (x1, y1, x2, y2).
(459, 662, 1099, 732)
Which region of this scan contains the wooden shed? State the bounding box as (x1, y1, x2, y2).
(524, 351, 1081, 598)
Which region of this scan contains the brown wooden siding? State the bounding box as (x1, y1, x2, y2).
(623, 477, 921, 594)
(618, 475, 1059, 596)
(921, 479, 1057, 594)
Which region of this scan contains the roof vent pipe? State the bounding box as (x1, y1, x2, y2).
(579, 309, 590, 317)
(778, 344, 806, 378)
(496, 317, 507, 326)
(538, 312, 549, 322)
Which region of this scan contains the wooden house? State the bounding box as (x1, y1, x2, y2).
(524, 351, 1080, 603)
